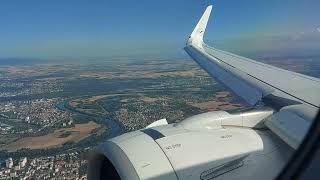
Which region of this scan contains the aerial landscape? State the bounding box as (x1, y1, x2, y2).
(1, 0, 319, 179)
(0, 53, 319, 179)
(0, 57, 245, 179)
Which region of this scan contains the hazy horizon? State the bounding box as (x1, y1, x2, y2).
(1, 0, 320, 59)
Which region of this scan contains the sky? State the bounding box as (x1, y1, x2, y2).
(0, 0, 320, 59)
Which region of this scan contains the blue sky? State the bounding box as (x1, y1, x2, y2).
(0, 0, 319, 59)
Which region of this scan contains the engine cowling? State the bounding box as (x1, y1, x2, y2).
(88, 109, 292, 180)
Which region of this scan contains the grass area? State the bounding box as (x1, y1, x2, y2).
(0, 136, 18, 148)
(0, 118, 39, 133)
(71, 114, 94, 124)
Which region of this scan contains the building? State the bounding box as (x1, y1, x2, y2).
(68, 120, 73, 126)
(14, 165, 20, 171)
(5, 158, 13, 169)
(19, 157, 27, 168)
(10, 171, 16, 177)
(25, 116, 30, 123)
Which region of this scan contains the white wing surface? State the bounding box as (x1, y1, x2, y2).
(184, 6, 320, 149)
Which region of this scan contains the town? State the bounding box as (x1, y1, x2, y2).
(0, 98, 72, 136)
(0, 150, 87, 179)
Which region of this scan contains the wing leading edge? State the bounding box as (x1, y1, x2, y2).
(184, 5, 320, 149)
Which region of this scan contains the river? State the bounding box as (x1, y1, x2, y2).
(56, 100, 124, 138)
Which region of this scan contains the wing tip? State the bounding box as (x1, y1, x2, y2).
(187, 5, 213, 47)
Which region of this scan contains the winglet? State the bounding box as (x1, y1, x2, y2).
(187, 5, 213, 47)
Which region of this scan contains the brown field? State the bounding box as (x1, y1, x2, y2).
(70, 94, 128, 108)
(215, 91, 230, 98)
(136, 70, 199, 78)
(140, 96, 172, 103)
(188, 101, 243, 111)
(86, 95, 111, 103)
(69, 100, 80, 107)
(5, 121, 100, 152)
(141, 96, 158, 103)
(79, 72, 114, 79)
(5, 66, 39, 75)
(79, 68, 204, 79)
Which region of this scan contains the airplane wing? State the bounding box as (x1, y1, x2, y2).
(184, 5, 320, 149)
(88, 6, 320, 180)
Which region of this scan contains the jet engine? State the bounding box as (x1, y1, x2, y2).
(88, 108, 293, 180)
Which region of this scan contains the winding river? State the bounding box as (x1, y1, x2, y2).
(56, 100, 124, 139)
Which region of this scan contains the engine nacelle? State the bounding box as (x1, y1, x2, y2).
(88, 109, 292, 180)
